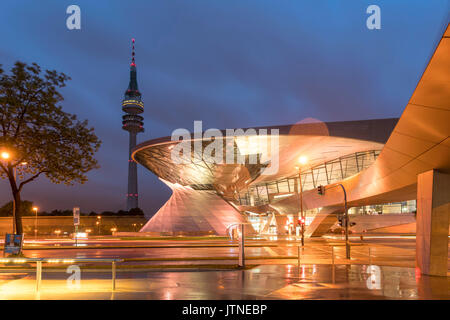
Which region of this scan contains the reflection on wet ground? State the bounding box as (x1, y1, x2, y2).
(0, 264, 448, 300)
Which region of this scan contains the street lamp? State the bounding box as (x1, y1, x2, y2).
(1, 151, 10, 160)
(33, 207, 38, 239)
(295, 155, 308, 247)
(1, 151, 27, 234)
(96, 215, 101, 234)
(298, 156, 308, 166)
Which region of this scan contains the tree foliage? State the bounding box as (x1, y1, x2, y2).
(0, 61, 101, 234)
(0, 200, 34, 217)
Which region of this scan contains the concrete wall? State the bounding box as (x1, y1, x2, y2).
(0, 216, 148, 236)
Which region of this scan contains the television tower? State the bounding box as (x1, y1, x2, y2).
(122, 38, 144, 211)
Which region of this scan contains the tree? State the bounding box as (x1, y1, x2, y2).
(128, 207, 144, 216)
(0, 200, 34, 217)
(0, 62, 101, 234)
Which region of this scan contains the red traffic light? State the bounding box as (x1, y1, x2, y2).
(318, 185, 325, 195)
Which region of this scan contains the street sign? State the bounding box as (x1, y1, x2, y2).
(73, 207, 80, 226)
(4, 233, 23, 256)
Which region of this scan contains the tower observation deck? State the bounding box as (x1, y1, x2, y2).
(122, 38, 144, 211)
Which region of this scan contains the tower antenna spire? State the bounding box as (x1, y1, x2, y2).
(131, 38, 136, 67)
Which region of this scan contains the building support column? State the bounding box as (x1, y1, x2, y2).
(416, 170, 450, 276)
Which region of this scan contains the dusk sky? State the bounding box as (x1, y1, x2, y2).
(0, 1, 448, 216)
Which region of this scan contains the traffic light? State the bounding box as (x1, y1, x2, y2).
(317, 185, 324, 195)
(337, 215, 345, 227)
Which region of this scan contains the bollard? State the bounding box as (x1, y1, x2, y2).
(112, 261, 116, 291)
(331, 246, 335, 284)
(35, 261, 42, 293)
(332, 265, 335, 284)
(238, 224, 245, 267)
(297, 246, 301, 266)
(331, 246, 335, 266)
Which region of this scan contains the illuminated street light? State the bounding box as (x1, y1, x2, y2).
(1, 151, 10, 160)
(298, 155, 308, 165)
(33, 207, 38, 239)
(96, 219, 101, 234)
(0, 151, 27, 234)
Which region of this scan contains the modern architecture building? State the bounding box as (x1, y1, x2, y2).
(122, 39, 144, 210)
(133, 24, 449, 276)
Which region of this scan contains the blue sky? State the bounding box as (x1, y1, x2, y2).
(0, 0, 448, 215)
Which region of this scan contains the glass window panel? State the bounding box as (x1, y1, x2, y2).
(277, 180, 290, 193)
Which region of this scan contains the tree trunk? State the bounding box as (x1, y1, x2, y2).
(6, 166, 23, 235)
(13, 190, 23, 235)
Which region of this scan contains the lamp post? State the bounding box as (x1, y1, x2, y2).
(1, 152, 13, 232)
(33, 207, 38, 239)
(295, 155, 308, 247)
(96, 216, 101, 234)
(12, 162, 28, 234)
(1, 151, 27, 234)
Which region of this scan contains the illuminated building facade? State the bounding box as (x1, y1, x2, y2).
(133, 118, 398, 235)
(133, 24, 449, 276)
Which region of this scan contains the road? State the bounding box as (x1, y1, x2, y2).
(0, 236, 448, 300)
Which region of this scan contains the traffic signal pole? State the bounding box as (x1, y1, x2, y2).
(337, 184, 350, 259)
(317, 183, 350, 259)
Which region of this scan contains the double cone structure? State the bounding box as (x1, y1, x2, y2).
(140, 180, 255, 236)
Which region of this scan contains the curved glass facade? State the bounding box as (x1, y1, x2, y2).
(237, 150, 381, 206)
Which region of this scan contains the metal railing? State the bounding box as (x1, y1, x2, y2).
(0, 257, 123, 292)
